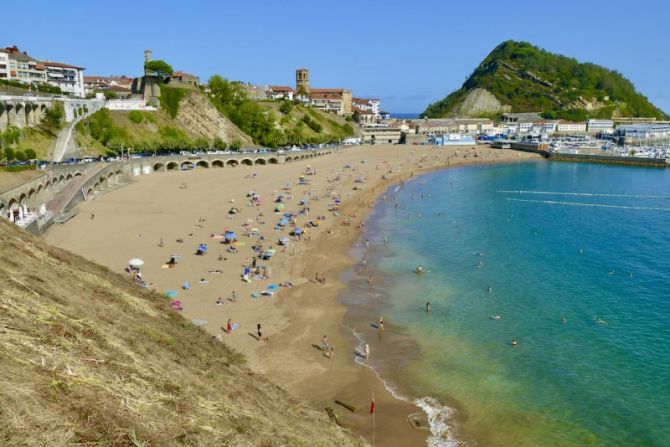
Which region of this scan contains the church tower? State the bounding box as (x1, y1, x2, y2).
(295, 68, 310, 96)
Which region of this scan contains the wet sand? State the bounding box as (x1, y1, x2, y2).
(45, 144, 540, 445)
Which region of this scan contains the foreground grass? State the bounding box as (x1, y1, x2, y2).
(0, 221, 362, 446)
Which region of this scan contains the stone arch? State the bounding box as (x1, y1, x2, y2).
(241, 158, 253, 166)
(58, 174, 65, 182)
(268, 157, 278, 164)
(37, 184, 44, 193)
(212, 160, 224, 168)
(167, 161, 179, 170)
(153, 162, 165, 172)
(107, 171, 115, 179)
(181, 161, 194, 170)
(66, 173, 73, 180)
(18, 193, 27, 205)
(285, 157, 293, 162)
(87, 187, 94, 196)
(28, 188, 36, 199)
(40, 104, 46, 112)
(254, 158, 266, 165)
(196, 160, 209, 168)
(226, 159, 238, 166)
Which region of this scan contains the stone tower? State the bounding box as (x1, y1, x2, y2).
(144, 49, 151, 64)
(295, 68, 310, 96)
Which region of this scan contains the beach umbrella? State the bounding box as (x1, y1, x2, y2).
(128, 258, 144, 267)
(266, 284, 279, 291)
(292, 227, 303, 236)
(166, 290, 179, 298)
(279, 237, 290, 245)
(225, 231, 236, 241)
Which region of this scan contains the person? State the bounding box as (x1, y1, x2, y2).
(368, 275, 374, 286)
(322, 335, 329, 351)
(511, 339, 518, 347)
(216, 297, 224, 306)
(364, 343, 370, 358)
(378, 316, 384, 331)
(227, 318, 232, 333)
(90, 213, 95, 220)
(231, 291, 237, 302)
(159, 237, 164, 248)
(257, 323, 262, 339)
(426, 302, 431, 314)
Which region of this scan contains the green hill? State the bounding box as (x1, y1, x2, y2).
(422, 40, 668, 121)
(0, 220, 361, 446)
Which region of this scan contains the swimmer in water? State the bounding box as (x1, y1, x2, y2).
(511, 339, 518, 347)
(487, 286, 492, 293)
(561, 317, 568, 324)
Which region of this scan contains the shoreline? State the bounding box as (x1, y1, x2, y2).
(44, 145, 541, 446)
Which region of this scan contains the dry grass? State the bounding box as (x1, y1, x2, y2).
(0, 221, 364, 446)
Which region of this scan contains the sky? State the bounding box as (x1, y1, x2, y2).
(4, 0, 669, 113)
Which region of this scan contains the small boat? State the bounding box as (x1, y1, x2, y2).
(415, 266, 424, 275)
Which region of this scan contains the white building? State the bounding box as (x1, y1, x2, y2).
(353, 97, 381, 118)
(0, 50, 10, 80)
(556, 120, 587, 133)
(587, 119, 614, 133)
(267, 85, 294, 101)
(42, 61, 85, 97)
(3, 46, 47, 85)
(105, 99, 156, 111)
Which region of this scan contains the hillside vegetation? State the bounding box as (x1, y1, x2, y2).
(0, 220, 362, 446)
(207, 75, 354, 148)
(75, 89, 251, 155)
(423, 40, 669, 120)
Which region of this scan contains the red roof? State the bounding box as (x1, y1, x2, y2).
(310, 88, 346, 93)
(42, 60, 85, 70)
(310, 92, 344, 100)
(268, 85, 293, 92)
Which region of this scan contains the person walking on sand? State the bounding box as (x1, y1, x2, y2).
(378, 316, 384, 331)
(322, 335, 329, 351)
(257, 323, 262, 340)
(227, 318, 232, 333)
(364, 343, 370, 358)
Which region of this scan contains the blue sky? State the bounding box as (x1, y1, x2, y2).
(4, 0, 669, 113)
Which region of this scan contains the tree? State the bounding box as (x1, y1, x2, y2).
(24, 148, 36, 160)
(14, 150, 26, 161)
(194, 137, 209, 149)
(3, 125, 21, 147)
(145, 60, 174, 77)
(5, 147, 15, 161)
(104, 90, 118, 100)
(229, 139, 242, 151)
(212, 137, 227, 150)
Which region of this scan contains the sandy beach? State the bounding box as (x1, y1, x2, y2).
(45, 144, 540, 446)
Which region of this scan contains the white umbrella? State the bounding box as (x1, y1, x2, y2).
(128, 258, 144, 267)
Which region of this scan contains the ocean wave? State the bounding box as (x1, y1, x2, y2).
(498, 190, 670, 199)
(350, 327, 463, 446)
(505, 197, 670, 212)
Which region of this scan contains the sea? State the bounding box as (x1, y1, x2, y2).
(341, 160, 670, 446)
(391, 113, 421, 119)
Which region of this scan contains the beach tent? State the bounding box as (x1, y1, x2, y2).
(228, 207, 239, 214)
(166, 290, 179, 298)
(224, 231, 236, 242)
(128, 258, 144, 267)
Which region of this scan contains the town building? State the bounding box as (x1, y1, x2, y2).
(267, 85, 294, 101)
(241, 84, 268, 101)
(587, 119, 614, 133)
(454, 118, 493, 133)
(42, 61, 85, 97)
(353, 97, 381, 117)
(309, 88, 352, 116)
(84, 75, 133, 95)
(293, 68, 352, 115)
(531, 120, 559, 135)
(556, 120, 587, 133)
(430, 134, 476, 146)
(3, 46, 47, 85)
(615, 124, 670, 141)
(0, 50, 9, 79)
(361, 125, 402, 144)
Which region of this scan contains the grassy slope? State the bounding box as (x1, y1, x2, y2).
(423, 40, 669, 119)
(0, 220, 362, 447)
(259, 101, 356, 141)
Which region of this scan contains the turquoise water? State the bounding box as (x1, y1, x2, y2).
(355, 161, 670, 446)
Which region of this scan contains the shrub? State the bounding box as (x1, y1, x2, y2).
(42, 104, 63, 130)
(103, 91, 117, 99)
(279, 101, 293, 115)
(212, 137, 227, 150)
(159, 86, 186, 119)
(128, 110, 144, 124)
(194, 137, 209, 149)
(4, 147, 15, 161)
(301, 114, 322, 133)
(14, 150, 26, 161)
(229, 139, 242, 151)
(24, 148, 37, 159)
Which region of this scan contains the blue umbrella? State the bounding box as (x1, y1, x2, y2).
(292, 227, 302, 235)
(279, 218, 289, 225)
(166, 290, 178, 298)
(266, 284, 279, 291)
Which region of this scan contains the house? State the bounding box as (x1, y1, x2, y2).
(267, 85, 294, 101)
(42, 61, 85, 97)
(309, 88, 352, 116)
(170, 70, 200, 87)
(556, 120, 587, 133)
(353, 97, 381, 118)
(531, 120, 558, 135)
(241, 84, 268, 100)
(454, 118, 493, 134)
(353, 106, 376, 124)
